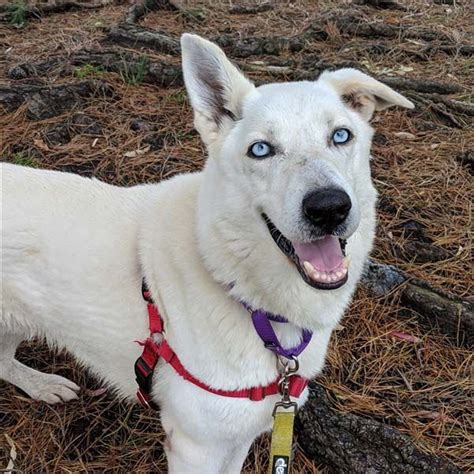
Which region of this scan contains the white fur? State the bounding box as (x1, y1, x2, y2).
(0, 34, 413, 473)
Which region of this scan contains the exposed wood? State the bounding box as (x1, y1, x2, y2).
(8, 50, 183, 88)
(124, 0, 177, 24)
(0, 80, 116, 120)
(104, 19, 472, 70)
(308, 12, 453, 43)
(244, 60, 465, 97)
(106, 22, 180, 55)
(102, 26, 465, 96)
(296, 383, 460, 473)
(106, 23, 302, 58)
(362, 260, 473, 347)
(408, 92, 474, 116)
(379, 76, 464, 95)
(423, 43, 474, 57)
(8, 51, 466, 120)
(0, 0, 114, 22)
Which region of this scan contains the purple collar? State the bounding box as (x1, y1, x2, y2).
(241, 301, 312, 359)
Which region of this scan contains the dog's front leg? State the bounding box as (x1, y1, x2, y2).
(164, 425, 233, 474)
(223, 438, 255, 473)
(161, 408, 240, 474)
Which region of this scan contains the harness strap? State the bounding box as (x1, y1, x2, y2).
(134, 281, 309, 407)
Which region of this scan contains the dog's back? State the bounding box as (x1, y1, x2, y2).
(1, 163, 149, 346)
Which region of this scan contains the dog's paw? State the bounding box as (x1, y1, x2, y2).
(28, 373, 81, 404)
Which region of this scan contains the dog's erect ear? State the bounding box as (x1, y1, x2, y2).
(181, 33, 255, 145)
(320, 68, 414, 120)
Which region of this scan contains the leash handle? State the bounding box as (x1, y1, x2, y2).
(268, 404, 296, 474)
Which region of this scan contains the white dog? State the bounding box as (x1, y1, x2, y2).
(1, 34, 413, 473)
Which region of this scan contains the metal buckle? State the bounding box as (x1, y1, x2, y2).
(277, 355, 299, 375)
(274, 355, 299, 415)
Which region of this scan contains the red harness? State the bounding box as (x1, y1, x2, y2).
(134, 282, 309, 408)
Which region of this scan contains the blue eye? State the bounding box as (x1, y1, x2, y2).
(332, 128, 352, 145)
(248, 141, 273, 158)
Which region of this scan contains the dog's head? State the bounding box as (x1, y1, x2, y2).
(181, 34, 413, 294)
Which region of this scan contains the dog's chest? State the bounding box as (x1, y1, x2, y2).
(156, 364, 309, 442)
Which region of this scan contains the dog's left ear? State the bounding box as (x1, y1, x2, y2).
(181, 33, 255, 146)
(320, 68, 414, 120)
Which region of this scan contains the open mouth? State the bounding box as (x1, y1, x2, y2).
(262, 213, 349, 290)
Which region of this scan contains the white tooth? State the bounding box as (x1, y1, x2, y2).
(342, 256, 351, 268)
(335, 270, 343, 279)
(331, 273, 339, 282)
(320, 273, 328, 282)
(341, 267, 348, 275)
(303, 261, 315, 275)
(313, 270, 321, 281)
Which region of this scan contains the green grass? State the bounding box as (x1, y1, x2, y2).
(9, 152, 39, 168)
(167, 89, 188, 105)
(74, 64, 105, 79)
(7, 0, 28, 27)
(120, 56, 149, 86)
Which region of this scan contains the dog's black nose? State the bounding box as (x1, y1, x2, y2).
(303, 188, 352, 232)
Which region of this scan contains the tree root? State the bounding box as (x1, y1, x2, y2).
(0, 80, 117, 120)
(296, 383, 460, 473)
(124, 0, 178, 24)
(307, 12, 451, 43)
(379, 76, 463, 95)
(408, 92, 474, 116)
(8, 50, 182, 88)
(304, 12, 472, 56)
(0, 0, 115, 22)
(362, 260, 473, 347)
(106, 22, 180, 55)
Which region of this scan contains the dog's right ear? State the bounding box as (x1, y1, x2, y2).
(181, 33, 255, 146)
(319, 68, 414, 120)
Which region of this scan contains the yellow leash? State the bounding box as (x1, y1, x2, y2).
(268, 404, 296, 474)
(268, 357, 299, 474)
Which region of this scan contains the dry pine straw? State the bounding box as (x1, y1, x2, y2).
(1, 0, 473, 472)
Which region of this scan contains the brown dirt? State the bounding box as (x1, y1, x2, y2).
(1, 1, 473, 472)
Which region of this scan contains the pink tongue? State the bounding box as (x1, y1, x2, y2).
(293, 236, 343, 272)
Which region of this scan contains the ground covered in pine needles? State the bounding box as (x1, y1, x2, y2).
(1, 0, 472, 472)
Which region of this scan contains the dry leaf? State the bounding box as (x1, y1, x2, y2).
(393, 132, 416, 140)
(33, 138, 50, 152)
(124, 145, 151, 158)
(389, 331, 421, 343)
(83, 387, 108, 397)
